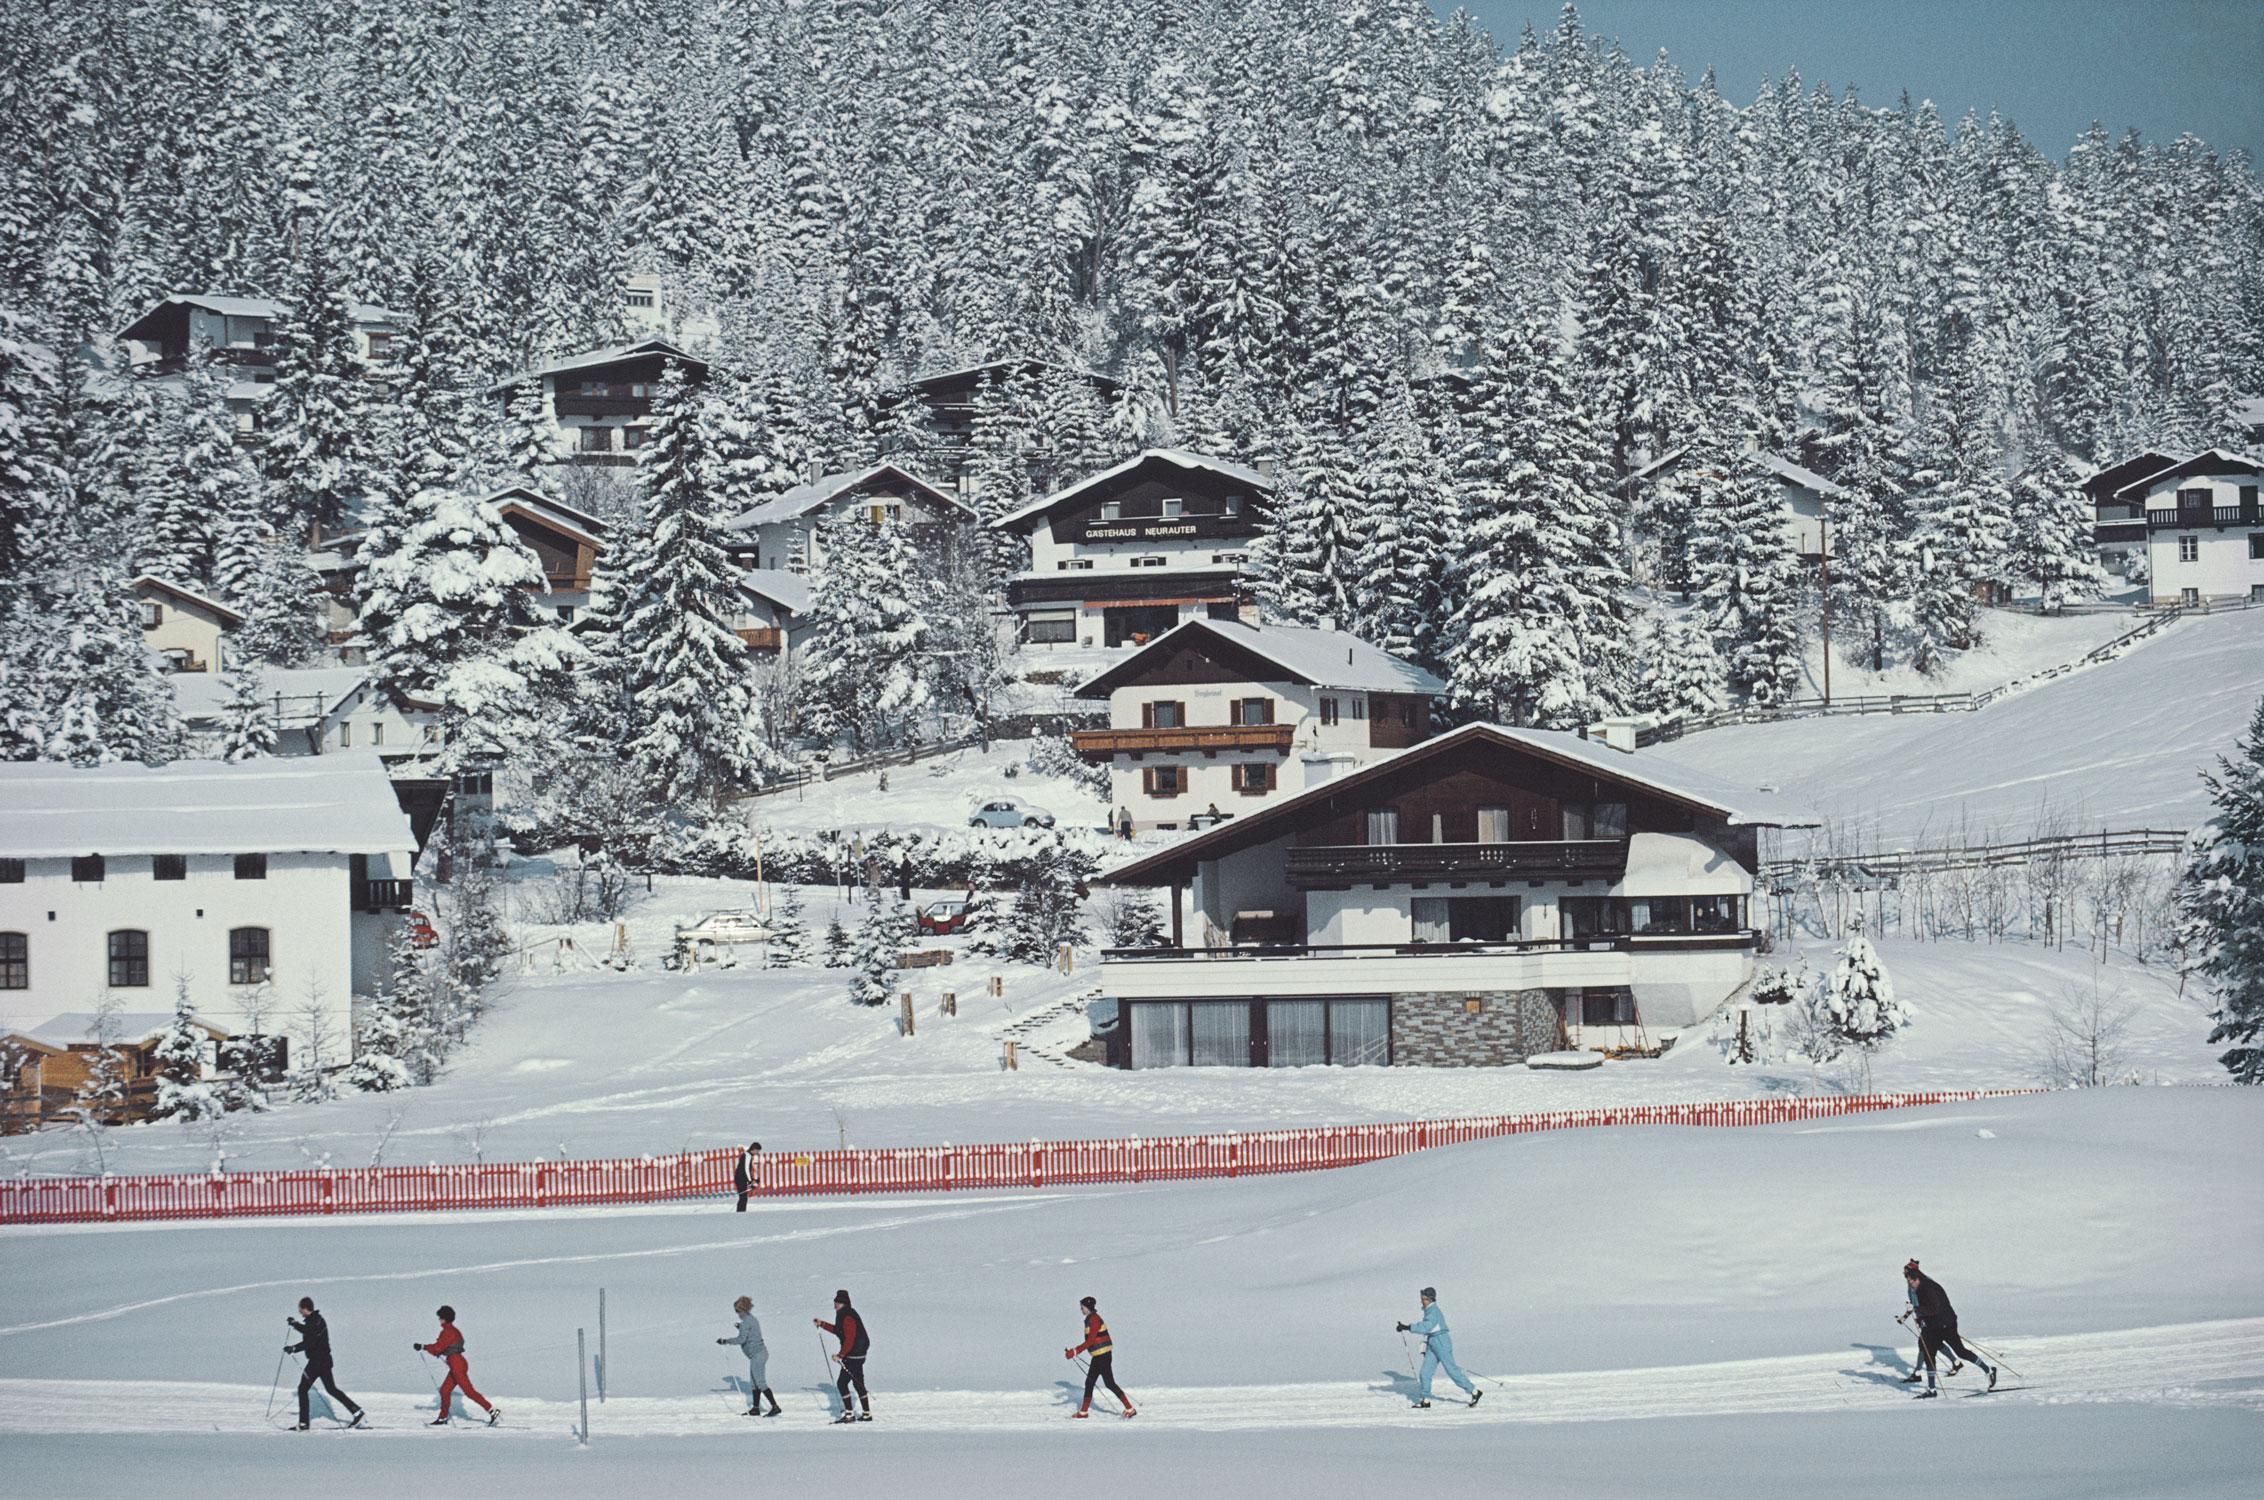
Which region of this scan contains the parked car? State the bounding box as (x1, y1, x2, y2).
(404, 908, 439, 950)
(969, 797, 1055, 829)
(917, 898, 973, 936)
(675, 908, 774, 944)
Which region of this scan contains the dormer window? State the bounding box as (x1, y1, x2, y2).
(1223, 496, 1242, 517)
(1161, 498, 1183, 519)
(1101, 502, 1122, 521)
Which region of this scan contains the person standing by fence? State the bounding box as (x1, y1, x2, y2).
(732, 1140, 762, 1212)
(815, 1289, 872, 1423)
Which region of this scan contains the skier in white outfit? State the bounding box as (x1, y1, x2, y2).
(1396, 1287, 1483, 1409)
(718, 1296, 782, 1416)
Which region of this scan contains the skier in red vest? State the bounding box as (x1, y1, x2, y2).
(414, 1305, 500, 1426)
(1063, 1295, 1136, 1418)
(815, 1289, 872, 1423)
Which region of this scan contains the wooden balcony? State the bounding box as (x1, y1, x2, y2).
(2147, 505, 2260, 528)
(355, 878, 414, 913)
(555, 393, 654, 417)
(1069, 723, 1296, 759)
(1286, 839, 1630, 888)
(737, 626, 783, 651)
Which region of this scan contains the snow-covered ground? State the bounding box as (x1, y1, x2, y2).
(2, 864, 2218, 1179)
(737, 739, 1112, 837)
(1786, 602, 2141, 699)
(1656, 607, 2264, 846)
(1, 1089, 2257, 1497)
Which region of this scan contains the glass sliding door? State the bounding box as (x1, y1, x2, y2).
(1130, 1002, 1190, 1068)
(1190, 1001, 1252, 1066)
(1266, 1000, 1327, 1066)
(1328, 1000, 1390, 1065)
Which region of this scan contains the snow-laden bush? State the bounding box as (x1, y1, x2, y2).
(1027, 733, 1110, 801)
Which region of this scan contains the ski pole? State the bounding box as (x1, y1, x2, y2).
(414, 1348, 446, 1420)
(817, 1329, 836, 1414)
(1072, 1351, 1129, 1414)
(265, 1346, 290, 1422)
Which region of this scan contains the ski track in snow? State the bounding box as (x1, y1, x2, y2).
(2, 1319, 2256, 1437)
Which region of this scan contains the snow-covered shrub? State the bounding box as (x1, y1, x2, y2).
(1028, 733, 1109, 801)
(1711, 999, 1780, 1067)
(822, 919, 852, 968)
(1097, 889, 1167, 949)
(1002, 835, 1094, 963)
(2178, 695, 2264, 1082)
(1808, 922, 1909, 1088)
(845, 898, 917, 1006)
(764, 885, 811, 967)
(150, 983, 227, 1124)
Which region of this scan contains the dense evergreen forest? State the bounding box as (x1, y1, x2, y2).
(3, 0, 2260, 771)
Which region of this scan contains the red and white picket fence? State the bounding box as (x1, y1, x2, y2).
(0, 1089, 2039, 1226)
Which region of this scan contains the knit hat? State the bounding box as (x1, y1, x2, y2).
(1420, 1286, 1437, 1301)
(1079, 1296, 1096, 1311)
(436, 1305, 455, 1321)
(834, 1289, 851, 1306)
(1903, 1259, 1921, 1276)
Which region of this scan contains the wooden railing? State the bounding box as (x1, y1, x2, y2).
(354, 879, 414, 912)
(2146, 505, 2259, 527)
(1286, 839, 1629, 885)
(1104, 929, 1757, 962)
(1761, 828, 2190, 886)
(1069, 723, 1296, 758)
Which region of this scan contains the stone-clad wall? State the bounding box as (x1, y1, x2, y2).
(1390, 989, 1562, 1066)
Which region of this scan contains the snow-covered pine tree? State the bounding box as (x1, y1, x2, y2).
(501, 378, 555, 478)
(258, 243, 377, 537)
(796, 517, 933, 752)
(135, 351, 240, 585)
(1635, 612, 1727, 719)
(341, 937, 420, 1093)
(151, 979, 225, 1124)
(1689, 455, 1804, 705)
(0, 304, 59, 580)
(1905, 328, 2015, 662)
(39, 567, 180, 767)
(72, 999, 131, 1127)
(1257, 417, 1366, 630)
(2008, 452, 2109, 613)
(845, 897, 912, 1006)
(1815, 918, 1909, 1089)
(1100, 888, 1167, 949)
(219, 670, 277, 761)
(822, 916, 853, 968)
(607, 366, 778, 807)
(765, 884, 810, 968)
(2179, 695, 2264, 1083)
(1002, 835, 1092, 965)
(1354, 383, 1453, 670)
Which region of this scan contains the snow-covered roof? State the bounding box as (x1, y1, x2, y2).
(1750, 452, 1847, 499)
(903, 358, 1119, 396)
(721, 463, 969, 531)
(740, 568, 813, 615)
(2108, 448, 2264, 499)
(0, 756, 415, 858)
(118, 292, 404, 338)
(29, 1013, 226, 1046)
(130, 575, 245, 626)
(224, 380, 276, 404)
(486, 485, 609, 542)
(170, 666, 372, 728)
(993, 449, 1274, 531)
(1097, 722, 1819, 887)
(1074, 619, 1445, 699)
(488, 339, 707, 389)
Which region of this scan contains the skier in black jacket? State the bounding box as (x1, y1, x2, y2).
(815, 1289, 872, 1422)
(286, 1297, 366, 1430)
(1901, 1260, 1996, 1396)
(733, 1140, 762, 1212)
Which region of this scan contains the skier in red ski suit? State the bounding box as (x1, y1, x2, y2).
(415, 1305, 500, 1425)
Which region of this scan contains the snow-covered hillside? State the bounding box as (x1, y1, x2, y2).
(1, 1090, 2256, 1497)
(738, 739, 1111, 838)
(1654, 607, 2264, 846)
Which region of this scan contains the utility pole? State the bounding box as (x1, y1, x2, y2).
(1818, 508, 1832, 706)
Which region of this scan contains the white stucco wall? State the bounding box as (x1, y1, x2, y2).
(0, 850, 410, 1057)
(2147, 526, 2264, 603)
(139, 594, 231, 674)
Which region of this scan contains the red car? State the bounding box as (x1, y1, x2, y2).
(916, 898, 972, 936)
(405, 909, 440, 950)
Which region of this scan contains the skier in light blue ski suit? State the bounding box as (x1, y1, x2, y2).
(1396, 1287, 1482, 1408)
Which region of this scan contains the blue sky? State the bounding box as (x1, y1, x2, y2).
(1458, 0, 2264, 163)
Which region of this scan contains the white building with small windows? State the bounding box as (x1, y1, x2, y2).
(721, 463, 975, 574)
(0, 757, 418, 1069)
(1070, 620, 1446, 833)
(2106, 449, 2264, 606)
(993, 449, 1272, 648)
(131, 575, 242, 673)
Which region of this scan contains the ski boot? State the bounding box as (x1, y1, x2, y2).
(856, 1409, 872, 1421)
(1912, 1388, 1938, 1400)
(1071, 1406, 1090, 1419)
(1121, 1405, 1137, 1419)
(1987, 1367, 1999, 1392)
(1898, 1372, 1923, 1384)
(295, 1421, 310, 1431)
(832, 1411, 857, 1425)
(347, 1411, 367, 1429)
(486, 1407, 502, 1427)
(743, 1405, 762, 1417)
(428, 1414, 451, 1426)
(1412, 1400, 1431, 1409)
(1469, 1391, 1484, 1408)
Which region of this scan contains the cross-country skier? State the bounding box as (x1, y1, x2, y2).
(1395, 1287, 1483, 1409)
(1063, 1296, 1136, 1419)
(1901, 1260, 1996, 1397)
(733, 1141, 762, 1212)
(285, 1297, 365, 1430)
(718, 1295, 781, 1416)
(815, 1289, 872, 1423)
(414, 1305, 501, 1426)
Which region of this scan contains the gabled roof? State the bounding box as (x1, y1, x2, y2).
(486, 485, 609, 544)
(0, 755, 416, 858)
(993, 449, 1274, 531)
(130, 575, 245, 627)
(1619, 447, 1846, 500)
(117, 292, 403, 342)
(1096, 722, 1819, 888)
(29, 1013, 228, 1046)
(170, 665, 373, 728)
(2109, 448, 2264, 500)
(2080, 450, 2183, 501)
(489, 338, 707, 390)
(721, 463, 971, 531)
(1074, 619, 1445, 700)
(740, 568, 814, 616)
(903, 358, 1120, 398)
